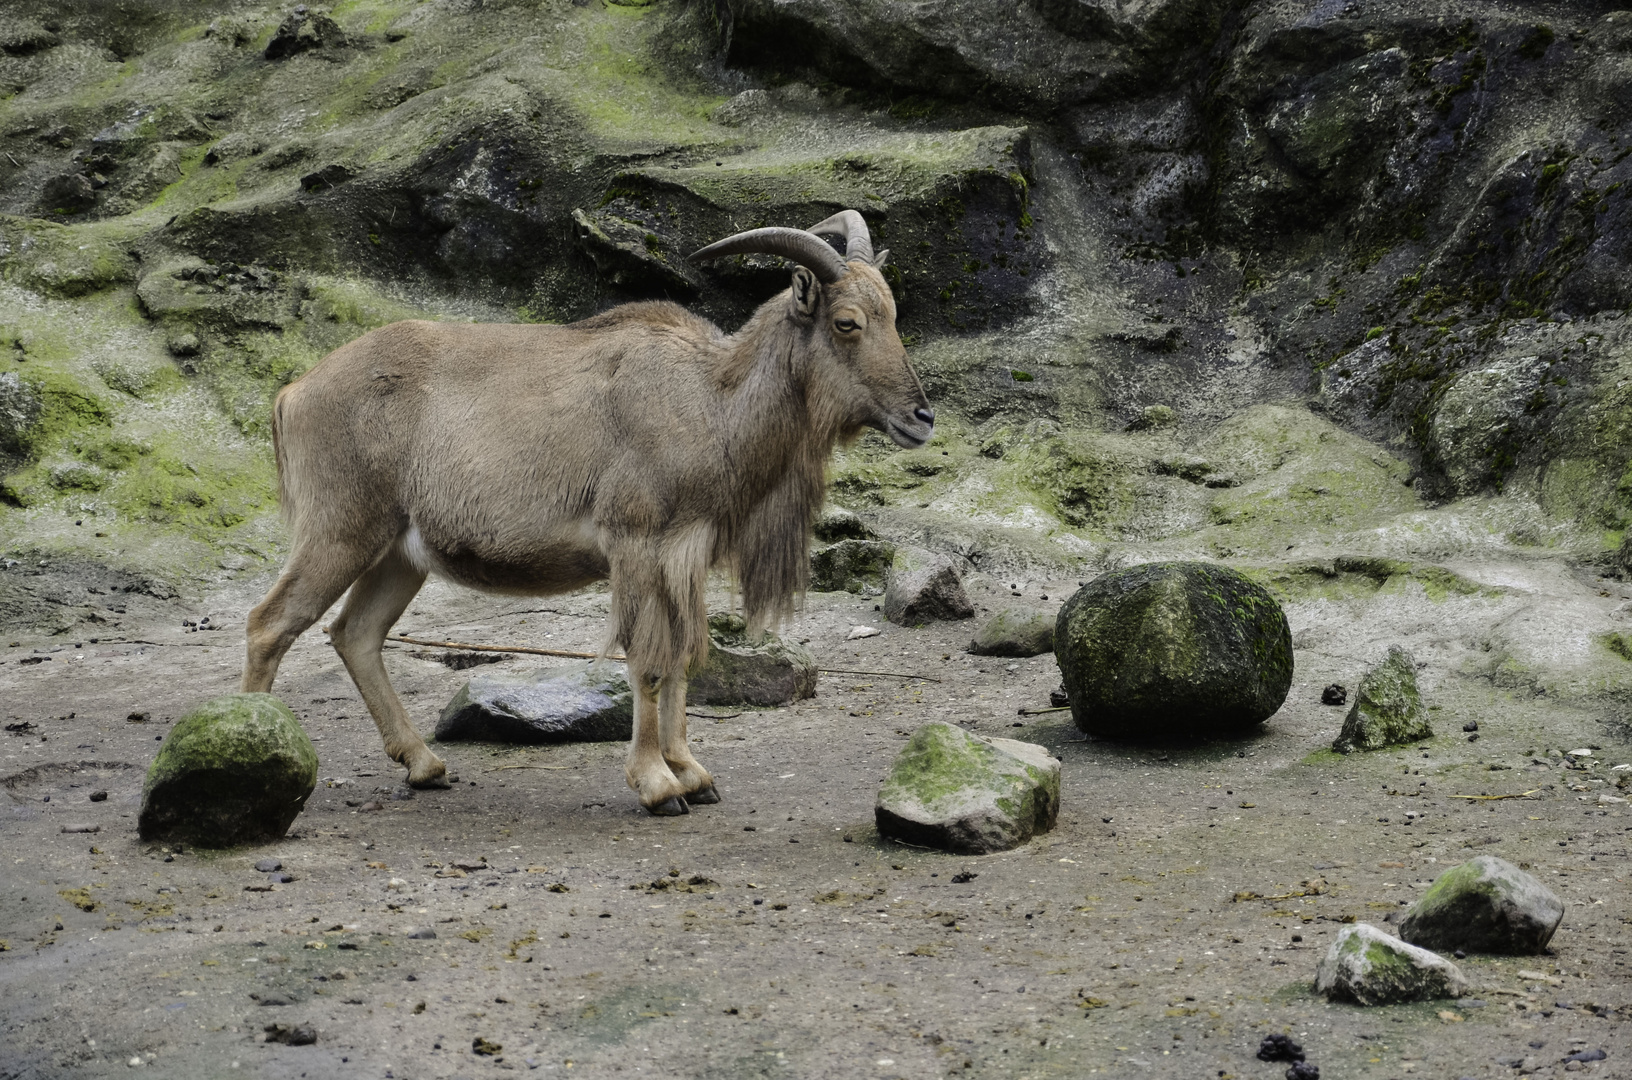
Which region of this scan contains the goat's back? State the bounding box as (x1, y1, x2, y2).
(272, 309, 730, 575)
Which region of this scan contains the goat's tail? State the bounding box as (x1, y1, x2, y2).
(269, 386, 301, 540)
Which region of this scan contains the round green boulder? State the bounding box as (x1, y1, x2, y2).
(1053, 562, 1293, 739)
(138, 693, 318, 847)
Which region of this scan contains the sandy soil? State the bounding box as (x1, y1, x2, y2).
(1, 566, 1628, 1080)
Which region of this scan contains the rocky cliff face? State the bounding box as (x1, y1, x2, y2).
(2, 0, 1630, 626)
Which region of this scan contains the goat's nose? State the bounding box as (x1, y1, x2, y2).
(914, 406, 935, 426)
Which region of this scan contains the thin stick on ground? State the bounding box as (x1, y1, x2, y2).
(487, 764, 574, 772)
(817, 667, 939, 682)
(385, 633, 612, 660)
(383, 633, 941, 683)
(1017, 705, 1070, 716)
(1447, 790, 1542, 800)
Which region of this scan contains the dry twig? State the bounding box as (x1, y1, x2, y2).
(1448, 790, 1541, 801)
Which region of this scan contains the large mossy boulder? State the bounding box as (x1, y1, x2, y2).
(686, 613, 818, 707)
(1315, 923, 1468, 1005)
(875, 722, 1060, 854)
(436, 664, 634, 745)
(138, 693, 317, 847)
(1053, 562, 1293, 739)
(1398, 856, 1565, 955)
(1332, 646, 1431, 753)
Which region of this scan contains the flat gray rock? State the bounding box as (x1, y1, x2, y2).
(1315, 923, 1468, 1005)
(686, 613, 818, 707)
(875, 721, 1060, 854)
(968, 606, 1054, 657)
(138, 693, 317, 847)
(436, 663, 633, 745)
(1398, 855, 1564, 955)
(883, 547, 974, 625)
(1333, 645, 1432, 752)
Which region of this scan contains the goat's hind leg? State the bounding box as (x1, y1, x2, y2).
(243, 538, 378, 694)
(659, 674, 717, 804)
(327, 546, 445, 788)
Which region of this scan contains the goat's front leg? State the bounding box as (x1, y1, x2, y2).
(625, 670, 689, 816)
(659, 673, 717, 804)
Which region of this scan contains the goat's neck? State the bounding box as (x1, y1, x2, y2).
(719, 319, 834, 504)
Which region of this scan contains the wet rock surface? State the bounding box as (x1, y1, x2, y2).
(1333, 646, 1432, 753)
(1398, 855, 1565, 955)
(1314, 923, 1468, 1005)
(137, 693, 317, 846)
(874, 721, 1060, 854)
(1054, 561, 1293, 739)
(435, 664, 634, 745)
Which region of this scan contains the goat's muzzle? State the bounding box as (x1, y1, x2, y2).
(887, 406, 934, 449)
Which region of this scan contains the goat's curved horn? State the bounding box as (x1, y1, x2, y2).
(807, 210, 874, 265)
(689, 227, 848, 284)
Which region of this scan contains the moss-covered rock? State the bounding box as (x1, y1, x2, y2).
(968, 606, 1054, 658)
(874, 721, 1060, 854)
(1053, 562, 1293, 739)
(810, 538, 895, 594)
(1314, 923, 1468, 1005)
(1332, 646, 1431, 753)
(138, 693, 317, 847)
(1398, 855, 1564, 955)
(686, 613, 817, 707)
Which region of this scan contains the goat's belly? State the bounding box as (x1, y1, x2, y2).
(402, 524, 608, 595)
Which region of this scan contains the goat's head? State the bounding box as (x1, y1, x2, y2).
(691, 211, 934, 449)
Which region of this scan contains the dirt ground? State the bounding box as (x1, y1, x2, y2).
(1, 563, 1629, 1080)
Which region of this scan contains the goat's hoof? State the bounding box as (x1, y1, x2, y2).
(685, 784, 720, 805)
(647, 797, 690, 817)
(406, 757, 451, 789)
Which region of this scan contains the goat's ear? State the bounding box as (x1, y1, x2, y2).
(871, 249, 890, 269)
(790, 266, 820, 317)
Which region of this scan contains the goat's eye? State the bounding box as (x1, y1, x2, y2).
(834, 318, 858, 333)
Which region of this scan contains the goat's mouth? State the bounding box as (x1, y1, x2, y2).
(885, 415, 933, 449)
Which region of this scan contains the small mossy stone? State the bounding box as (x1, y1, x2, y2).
(1053, 562, 1293, 739)
(875, 721, 1060, 854)
(1314, 923, 1468, 1005)
(1398, 855, 1564, 955)
(968, 606, 1055, 657)
(1332, 645, 1430, 752)
(811, 539, 896, 594)
(685, 613, 817, 707)
(138, 693, 317, 847)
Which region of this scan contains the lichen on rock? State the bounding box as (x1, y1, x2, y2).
(1315, 923, 1468, 1005)
(1398, 855, 1564, 955)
